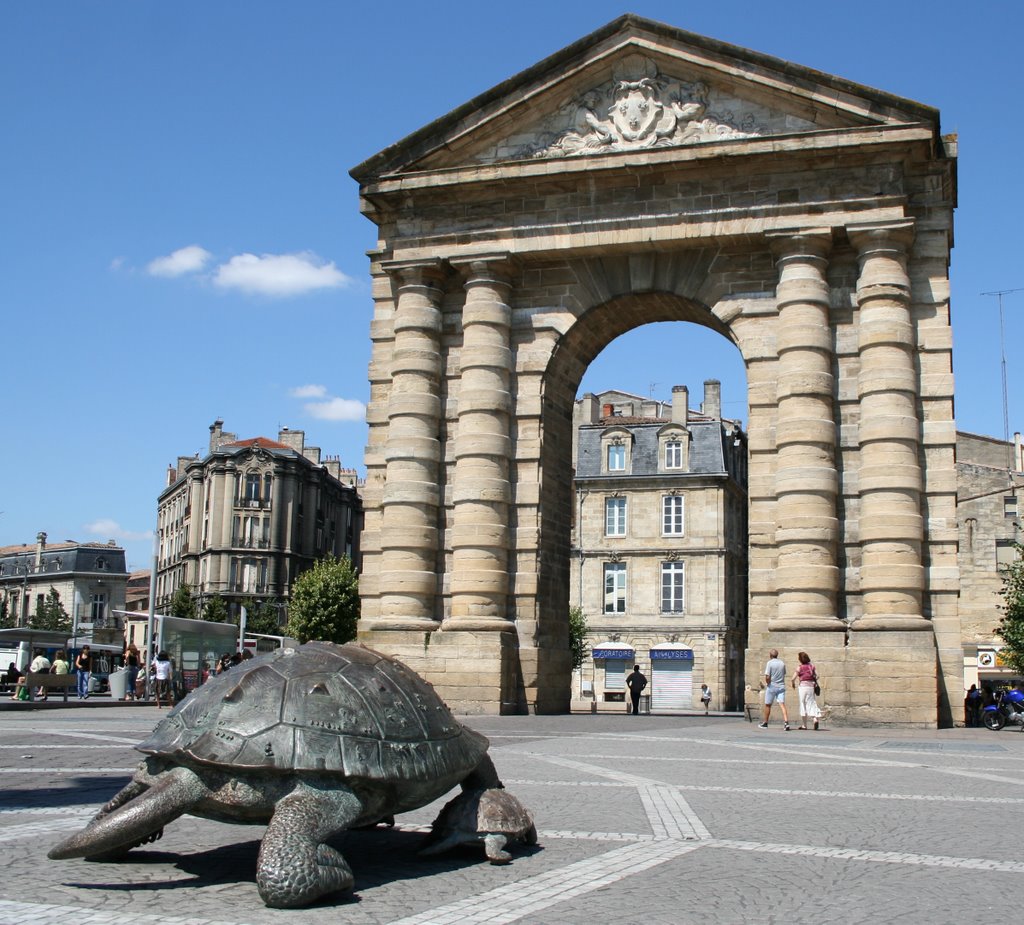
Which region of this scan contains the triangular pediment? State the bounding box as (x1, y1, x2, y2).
(352, 15, 939, 181)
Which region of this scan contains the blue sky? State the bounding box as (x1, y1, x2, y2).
(2, 1, 1022, 571)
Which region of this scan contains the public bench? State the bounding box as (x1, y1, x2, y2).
(23, 672, 77, 702)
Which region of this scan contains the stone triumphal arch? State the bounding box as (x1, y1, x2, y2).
(351, 15, 959, 725)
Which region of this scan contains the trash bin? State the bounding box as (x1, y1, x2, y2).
(108, 668, 128, 700)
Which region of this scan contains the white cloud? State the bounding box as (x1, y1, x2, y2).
(109, 256, 126, 271)
(304, 397, 366, 422)
(213, 251, 352, 297)
(289, 384, 328, 399)
(146, 245, 212, 277)
(84, 519, 153, 542)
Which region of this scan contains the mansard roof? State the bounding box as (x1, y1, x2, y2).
(0, 541, 127, 577)
(577, 418, 733, 479)
(352, 13, 941, 183)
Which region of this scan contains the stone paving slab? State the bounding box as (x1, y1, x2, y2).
(1, 708, 1022, 924)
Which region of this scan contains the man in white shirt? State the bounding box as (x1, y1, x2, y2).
(759, 649, 791, 730)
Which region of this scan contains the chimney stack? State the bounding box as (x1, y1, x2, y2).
(602, 403, 614, 419)
(35, 531, 46, 568)
(577, 393, 598, 424)
(703, 379, 721, 420)
(209, 419, 224, 452)
(671, 385, 689, 425)
(278, 427, 306, 452)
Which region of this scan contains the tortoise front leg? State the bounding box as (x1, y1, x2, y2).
(49, 766, 206, 860)
(255, 783, 362, 908)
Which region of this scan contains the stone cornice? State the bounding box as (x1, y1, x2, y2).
(360, 124, 935, 199)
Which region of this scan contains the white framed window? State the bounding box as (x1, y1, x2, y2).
(1005, 495, 1019, 519)
(605, 497, 627, 536)
(665, 440, 683, 469)
(604, 563, 626, 613)
(90, 592, 107, 622)
(607, 443, 626, 471)
(661, 561, 685, 613)
(663, 495, 685, 535)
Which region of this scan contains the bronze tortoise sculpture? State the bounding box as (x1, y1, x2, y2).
(49, 641, 533, 907)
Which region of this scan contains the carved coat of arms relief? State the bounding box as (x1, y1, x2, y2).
(520, 54, 768, 160)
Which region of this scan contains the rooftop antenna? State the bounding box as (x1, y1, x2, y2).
(648, 382, 660, 398)
(981, 288, 1023, 452)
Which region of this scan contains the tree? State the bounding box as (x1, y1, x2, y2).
(285, 555, 359, 644)
(0, 597, 12, 629)
(995, 542, 1024, 674)
(30, 587, 71, 632)
(169, 584, 196, 620)
(201, 594, 229, 624)
(568, 605, 589, 670)
(240, 598, 284, 636)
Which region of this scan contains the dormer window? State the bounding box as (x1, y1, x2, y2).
(600, 427, 633, 475)
(658, 425, 690, 473)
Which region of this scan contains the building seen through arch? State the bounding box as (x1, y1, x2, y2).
(570, 382, 748, 712)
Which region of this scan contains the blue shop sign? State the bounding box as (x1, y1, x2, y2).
(592, 647, 635, 660)
(649, 648, 694, 660)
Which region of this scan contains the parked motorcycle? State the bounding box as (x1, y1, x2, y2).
(982, 689, 1024, 731)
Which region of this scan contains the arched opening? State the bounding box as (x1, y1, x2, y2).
(535, 296, 749, 712)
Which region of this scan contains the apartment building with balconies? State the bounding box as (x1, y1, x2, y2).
(155, 420, 362, 620)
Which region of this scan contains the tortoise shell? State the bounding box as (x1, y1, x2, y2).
(136, 642, 487, 783)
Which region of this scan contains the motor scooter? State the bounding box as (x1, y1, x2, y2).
(982, 689, 1024, 731)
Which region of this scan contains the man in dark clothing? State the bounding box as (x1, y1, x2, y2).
(626, 664, 648, 716)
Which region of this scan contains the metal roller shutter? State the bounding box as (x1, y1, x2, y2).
(652, 660, 692, 711)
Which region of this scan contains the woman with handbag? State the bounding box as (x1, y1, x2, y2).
(791, 651, 823, 730)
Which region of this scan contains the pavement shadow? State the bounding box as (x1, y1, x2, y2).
(0, 776, 132, 810)
(58, 824, 540, 907)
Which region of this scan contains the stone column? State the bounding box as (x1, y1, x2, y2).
(375, 261, 446, 630)
(849, 220, 929, 630)
(445, 255, 515, 631)
(767, 230, 842, 631)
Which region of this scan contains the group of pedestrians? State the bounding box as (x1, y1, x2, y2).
(759, 648, 823, 731)
(8, 647, 83, 701)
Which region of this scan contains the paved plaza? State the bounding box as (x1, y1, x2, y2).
(1, 706, 1021, 924)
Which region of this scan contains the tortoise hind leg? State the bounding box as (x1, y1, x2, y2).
(484, 833, 512, 864)
(255, 783, 362, 908)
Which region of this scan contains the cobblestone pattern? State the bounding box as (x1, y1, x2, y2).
(1, 708, 1021, 924)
